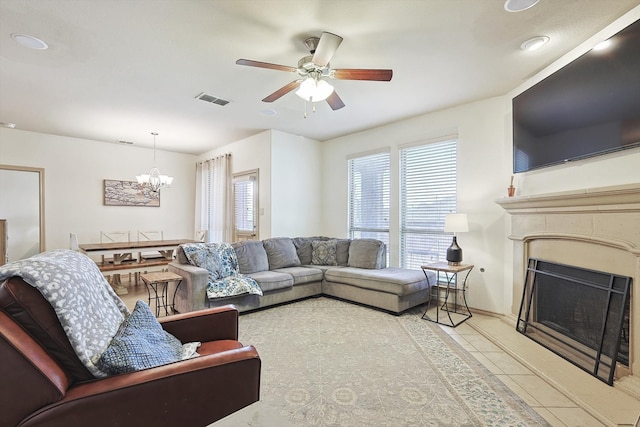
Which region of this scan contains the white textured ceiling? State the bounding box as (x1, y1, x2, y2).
(0, 0, 638, 154)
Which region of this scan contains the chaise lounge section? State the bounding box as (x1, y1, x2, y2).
(169, 237, 435, 315)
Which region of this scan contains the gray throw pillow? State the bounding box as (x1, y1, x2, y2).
(97, 300, 183, 375)
(311, 239, 338, 266)
(232, 241, 269, 274)
(263, 237, 301, 270)
(293, 237, 313, 265)
(348, 239, 386, 269)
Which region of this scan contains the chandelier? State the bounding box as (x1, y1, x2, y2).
(135, 132, 173, 192)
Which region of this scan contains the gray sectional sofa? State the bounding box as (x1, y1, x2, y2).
(168, 237, 435, 315)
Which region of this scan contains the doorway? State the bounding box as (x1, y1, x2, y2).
(233, 170, 259, 242)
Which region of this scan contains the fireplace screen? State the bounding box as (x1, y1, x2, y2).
(517, 258, 631, 385)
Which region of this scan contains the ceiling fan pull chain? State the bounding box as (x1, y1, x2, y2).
(303, 99, 308, 119)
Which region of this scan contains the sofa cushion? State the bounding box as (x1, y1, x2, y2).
(348, 239, 386, 269)
(336, 239, 351, 266)
(246, 270, 294, 292)
(232, 241, 269, 274)
(311, 239, 338, 266)
(263, 238, 301, 270)
(273, 266, 324, 285)
(97, 300, 183, 375)
(324, 267, 431, 296)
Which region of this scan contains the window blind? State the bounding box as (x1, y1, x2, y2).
(348, 151, 390, 249)
(400, 139, 457, 269)
(233, 177, 254, 233)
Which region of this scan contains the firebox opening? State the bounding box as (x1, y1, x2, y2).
(517, 258, 631, 385)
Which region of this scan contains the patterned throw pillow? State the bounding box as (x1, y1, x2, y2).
(311, 239, 338, 266)
(97, 300, 183, 375)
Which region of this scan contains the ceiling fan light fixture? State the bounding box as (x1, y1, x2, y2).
(295, 77, 334, 102)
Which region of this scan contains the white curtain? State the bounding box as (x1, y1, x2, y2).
(195, 154, 232, 243)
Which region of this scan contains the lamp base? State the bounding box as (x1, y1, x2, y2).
(446, 236, 463, 265)
(447, 261, 462, 266)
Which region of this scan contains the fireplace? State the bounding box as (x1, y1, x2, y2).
(497, 183, 640, 390)
(517, 258, 631, 385)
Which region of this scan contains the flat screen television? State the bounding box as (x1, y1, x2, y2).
(512, 19, 640, 173)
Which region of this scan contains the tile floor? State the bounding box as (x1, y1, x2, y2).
(452, 314, 640, 427)
(119, 282, 640, 427)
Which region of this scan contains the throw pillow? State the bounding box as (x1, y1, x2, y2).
(97, 300, 183, 375)
(348, 239, 386, 269)
(181, 243, 222, 280)
(311, 239, 338, 266)
(263, 238, 301, 269)
(232, 240, 269, 274)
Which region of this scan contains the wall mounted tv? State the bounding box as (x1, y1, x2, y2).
(513, 19, 640, 173)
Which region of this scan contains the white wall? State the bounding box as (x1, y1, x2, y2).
(0, 128, 197, 251)
(321, 97, 510, 314)
(197, 130, 273, 239)
(270, 130, 322, 237)
(197, 129, 323, 239)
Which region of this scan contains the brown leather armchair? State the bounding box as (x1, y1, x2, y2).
(0, 277, 261, 427)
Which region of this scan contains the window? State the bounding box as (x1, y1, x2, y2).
(400, 138, 457, 269)
(233, 171, 258, 241)
(348, 150, 390, 250)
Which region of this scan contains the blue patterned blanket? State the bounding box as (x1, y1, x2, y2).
(181, 242, 263, 299)
(0, 250, 129, 378)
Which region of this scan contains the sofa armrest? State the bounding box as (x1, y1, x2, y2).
(20, 346, 261, 427)
(168, 261, 209, 312)
(159, 304, 239, 342)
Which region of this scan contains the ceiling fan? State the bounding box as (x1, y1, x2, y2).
(236, 32, 393, 111)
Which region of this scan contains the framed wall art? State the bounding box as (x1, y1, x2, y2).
(103, 180, 160, 207)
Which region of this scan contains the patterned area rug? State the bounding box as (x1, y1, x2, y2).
(238, 297, 550, 427)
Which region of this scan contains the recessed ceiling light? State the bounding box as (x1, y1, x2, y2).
(260, 109, 277, 117)
(504, 0, 540, 12)
(11, 33, 48, 50)
(520, 36, 550, 51)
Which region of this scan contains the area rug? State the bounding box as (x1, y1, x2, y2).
(238, 297, 550, 426)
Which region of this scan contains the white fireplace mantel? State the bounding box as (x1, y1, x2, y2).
(496, 182, 640, 390)
(496, 183, 640, 214)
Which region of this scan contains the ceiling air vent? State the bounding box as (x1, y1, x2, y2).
(117, 140, 134, 145)
(195, 92, 230, 106)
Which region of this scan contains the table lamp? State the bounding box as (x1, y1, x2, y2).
(444, 213, 468, 265)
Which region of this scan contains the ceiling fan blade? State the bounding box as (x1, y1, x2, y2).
(326, 91, 345, 110)
(311, 32, 343, 67)
(262, 80, 302, 103)
(332, 69, 393, 81)
(236, 59, 297, 73)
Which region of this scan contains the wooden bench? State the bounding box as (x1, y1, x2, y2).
(98, 259, 173, 295)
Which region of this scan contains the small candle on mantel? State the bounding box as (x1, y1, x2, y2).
(508, 176, 516, 197)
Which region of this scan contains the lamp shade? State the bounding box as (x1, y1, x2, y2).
(444, 213, 469, 233)
(295, 77, 334, 102)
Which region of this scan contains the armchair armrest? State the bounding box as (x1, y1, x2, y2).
(159, 304, 239, 342)
(169, 261, 209, 312)
(20, 345, 261, 427)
